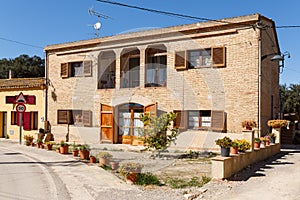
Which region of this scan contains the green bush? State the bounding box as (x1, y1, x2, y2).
(135, 173, 162, 186)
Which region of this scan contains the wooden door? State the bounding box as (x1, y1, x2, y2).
(144, 103, 157, 117)
(100, 104, 114, 143)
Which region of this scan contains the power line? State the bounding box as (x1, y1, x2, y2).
(97, 0, 300, 30)
(0, 37, 43, 49)
(96, 0, 230, 24)
(276, 25, 300, 29)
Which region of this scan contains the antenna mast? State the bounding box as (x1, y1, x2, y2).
(88, 8, 112, 37)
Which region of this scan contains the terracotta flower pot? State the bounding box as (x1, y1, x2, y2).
(99, 157, 110, 167)
(90, 156, 97, 163)
(46, 144, 53, 151)
(230, 147, 238, 155)
(125, 173, 138, 184)
(110, 162, 119, 170)
(60, 146, 69, 154)
(72, 150, 79, 157)
(80, 150, 90, 160)
(254, 142, 260, 149)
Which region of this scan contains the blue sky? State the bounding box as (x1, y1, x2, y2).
(0, 0, 299, 85)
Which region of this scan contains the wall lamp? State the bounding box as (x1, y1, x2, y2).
(271, 51, 291, 73)
(261, 51, 290, 73)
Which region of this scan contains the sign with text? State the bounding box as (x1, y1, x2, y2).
(16, 103, 26, 113)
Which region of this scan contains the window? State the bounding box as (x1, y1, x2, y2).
(98, 51, 116, 89)
(121, 49, 140, 88)
(11, 111, 38, 130)
(61, 60, 92, 78)
(174, 110, 226, 131)
(145, 46, 167, 87)
(175, 47, 226, 69)
(118, 103, 144, 137)
(57, 110, 92, 127)
(188, 110, 213, 129)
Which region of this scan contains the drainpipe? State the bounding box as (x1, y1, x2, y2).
(258, 24, 262, 138)
(44, 51, 48, 126)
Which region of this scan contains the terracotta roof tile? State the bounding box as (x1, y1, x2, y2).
(0, 78, 46, 90)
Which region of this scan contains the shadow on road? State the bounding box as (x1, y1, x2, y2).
(227, 145, 300, 181)
(0, 160, 83, 167)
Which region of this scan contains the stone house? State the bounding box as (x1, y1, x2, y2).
(0, 78, 46, 139)
(44, 14, 280, 146)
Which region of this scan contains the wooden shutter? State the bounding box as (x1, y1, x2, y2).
(61, 63, 70, 78)
(23, 112, 31, 131)
(144, 103, 157, 117)
(174, 110, 187, 130)
(11, 111, 17, 125)
(57, 110, 71, 124)
(83, 110, 92, 127)
(83, 60, 92, 77)
(100, 104, 114, 143)
(212, 47, 226, 67)
(31, 112, 38, 130)
(211, 110, 226, 132)
(175, 51, 187, 70)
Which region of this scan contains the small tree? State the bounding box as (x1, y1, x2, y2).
(139, 112, 179, 156)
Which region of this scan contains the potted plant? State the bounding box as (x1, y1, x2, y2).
(237, 139, 251, 152)
(259, 137, 267, 148)
(60, 140, 69, 154)
(79, 144, 90, 160)
(119, 162, 144, 184)
(254, 138, 261, 149)
(45, 141, 55, 151)
(89, 155, 97, 163)
(231, 140, 239, 154)
(98, 151, 113, 167)
(241, 120, 257, 130)
(110, 161, 119, 171)
(215, 136, 232, 157)
(268, 133, 276, 144)
(264, 136, 270, 146)
(36, 138, 43, 148)
(24, 135, 34, 146)
(72, 143, 79, 157)
(267, 120, 288, 128)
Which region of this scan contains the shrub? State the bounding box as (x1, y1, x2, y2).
(135, 173, 162, 186)
(215, 136, 232, 148)
(237, 139, 251, 152)
(267, 120, 288, 128)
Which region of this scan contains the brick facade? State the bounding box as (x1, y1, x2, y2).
(45, 14, 280, 145)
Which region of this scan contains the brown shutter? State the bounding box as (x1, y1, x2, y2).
(175, 51, 187, 70)
(100, 104, 114, 143)
(61, 63, 69, 78)
(144, 103, 157, 117)
(11, 111, 17, 125)
(174, 110, 187, 130)
(83, 110, 92, 127)
(212, 47, 226, 67)
(211, 110, 226, 132)
(57, 110, 71, 124)
(83, 60, 92, 77)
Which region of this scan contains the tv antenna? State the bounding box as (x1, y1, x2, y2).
(88, 8, 112, 37)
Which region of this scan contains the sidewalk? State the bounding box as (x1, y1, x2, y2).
(0, 139, 186, 200)
(200, 144, 300, 200)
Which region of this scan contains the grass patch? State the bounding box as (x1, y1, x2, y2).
(136, 173, 163, 186)
(165, 176, 211, 189)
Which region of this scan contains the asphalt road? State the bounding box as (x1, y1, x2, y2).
(0, 144, 70, 200)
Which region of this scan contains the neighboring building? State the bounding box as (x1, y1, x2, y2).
(45, 14, 280, 146)
(0, 78, 46, 139)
